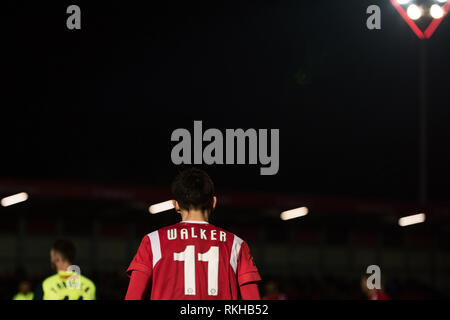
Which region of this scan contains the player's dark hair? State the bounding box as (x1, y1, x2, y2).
(171, 168, 215, 212)
(52, 239, 76, 263)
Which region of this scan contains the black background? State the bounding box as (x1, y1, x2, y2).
(3, 0, 450, 202)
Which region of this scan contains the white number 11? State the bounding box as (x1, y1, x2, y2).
(174, 245, 219, 296)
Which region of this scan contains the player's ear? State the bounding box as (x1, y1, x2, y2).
(172, 200, 181, 213)
(212, 196, 217, 210)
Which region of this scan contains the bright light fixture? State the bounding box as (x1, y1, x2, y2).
(397, 0, 411, 5)
(1, 192, 29, 207)
(149, 200, 174, 214)
(398, 213, 426, 227)
(430, 4, 445, 18)
(280, 207, 309, 221)
(407, 4, 423, 20)
(436, 0, 448, 4)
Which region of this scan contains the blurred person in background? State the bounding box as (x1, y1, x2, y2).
(360, 274, 391, 300)
(262, 280, 287, 300)
(34, 239, 96, 300)
(12, 280, 34, 300)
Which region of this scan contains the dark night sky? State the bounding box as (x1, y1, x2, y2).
(2, 0, 450, 202)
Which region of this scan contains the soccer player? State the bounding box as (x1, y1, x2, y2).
(34, 239, 96, 300)
(12, 280, 34, 300)
(125, 168, 262, 300)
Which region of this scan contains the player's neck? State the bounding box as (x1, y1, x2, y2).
(56, 262, 71, 272)
(180, 210, 209, 222)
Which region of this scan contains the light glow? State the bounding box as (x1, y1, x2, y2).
(149, 200, 174, 214)
(407, 4, 423, 20)
(397, 0, 411, 5)
(1, 192, 29, 207)
(280, 207, 309, 221)
(430, 4, 445, 19)
(398, 213, 426, 227)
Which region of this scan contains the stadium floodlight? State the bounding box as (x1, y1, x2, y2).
(280, 207, 309, 221)
(397, 0, 411, 5)
(391, 0, 450, 39)
(149, 200, 174, 214)
(398, 213, 426, 227)
(430, 4, 445, 18)
(1, 192, 29, 207)
(407, 4, 423, 20)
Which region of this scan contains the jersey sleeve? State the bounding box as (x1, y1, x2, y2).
(125, 270, 152, 300)
(126, 235, 153, 277)
(237, 241, 261, 286)
(240, 282, 261, 300)
(84, 279, 96, 300)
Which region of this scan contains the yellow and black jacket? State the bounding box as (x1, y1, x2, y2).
(34, 270, 96, 300)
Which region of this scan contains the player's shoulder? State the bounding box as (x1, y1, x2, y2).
(145, 222, 182, 239)
(42, 273, 59, 286)
(208, 223, 233, 235)
(208, 224, 245, 244)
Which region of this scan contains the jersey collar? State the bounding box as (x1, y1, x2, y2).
(57, 270, 77, 279)
(181, 220, 209, 224)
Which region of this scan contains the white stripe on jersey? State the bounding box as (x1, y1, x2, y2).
(230, 234, 243, 273)
(148, 231, 162, 267)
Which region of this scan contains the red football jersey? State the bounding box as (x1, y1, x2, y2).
(126, 221, 261, 300)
